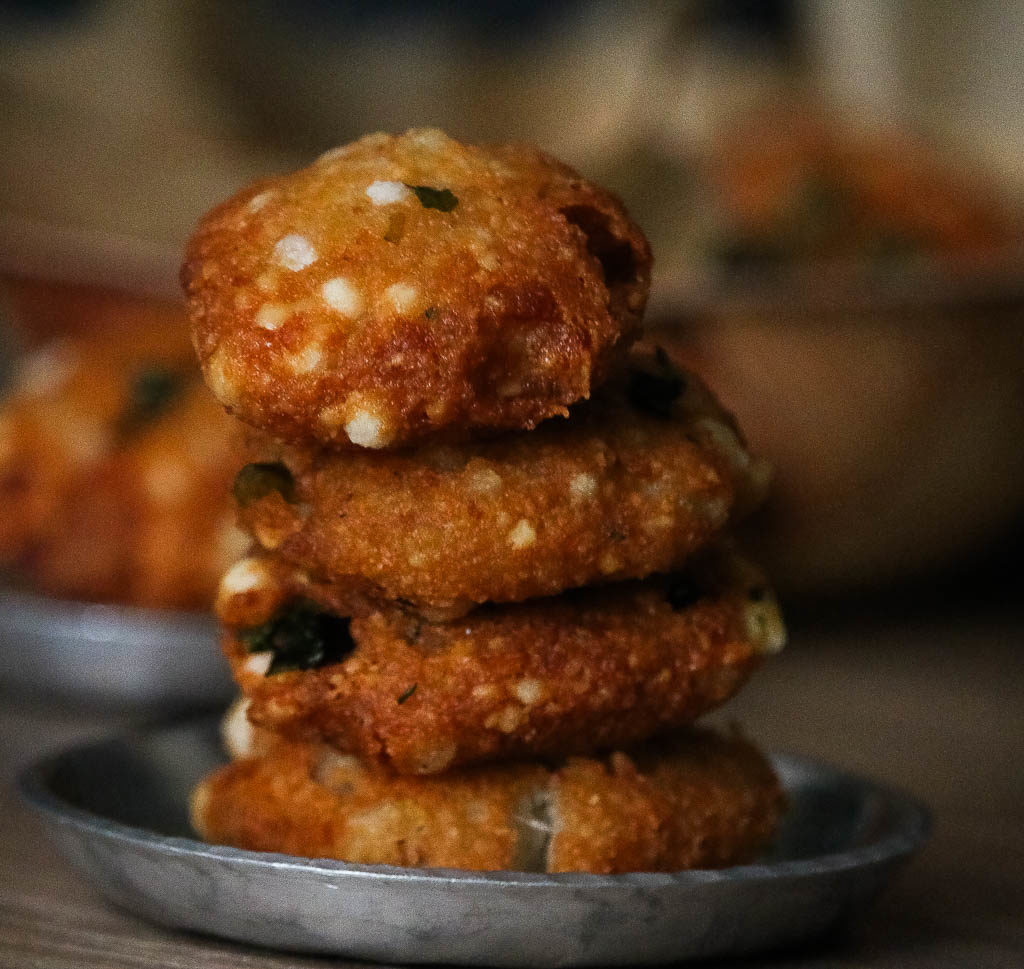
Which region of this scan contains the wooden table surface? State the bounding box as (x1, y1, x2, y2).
(2, 604, 1022, 968)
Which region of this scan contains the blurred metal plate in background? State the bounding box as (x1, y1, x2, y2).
(0, 587, 229, 709)
(20, 718, 930, 966)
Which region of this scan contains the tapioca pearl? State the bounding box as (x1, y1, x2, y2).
(513, 678, 543, 705)
(243, 652, 273, 677)
(246, 190, 276, 212)
(745, 592, 787, 656)
(412, 740, 456, 774)
(485, 705, 524, 733)
(219, 556, 273, 598)
(690, 417, 751, 471)
(345, 407, 394, 449)
(569, 472, 597, 501)
(366, 180, 410, 205)
(467, 467, 502, 494)
(206, 345, 240, 405)
(407, 127, 450, 151)
(221, 697, 254, 759)
(508, 519, 536, 549)
(286, 342, 324, 374)
(254, 303, 289, 331)
(321, 277, 363, 318)
(384, 282, 420, 314)
(273, 234, 317, 271)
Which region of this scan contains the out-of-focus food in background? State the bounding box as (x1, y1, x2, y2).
(648, 105, 1024, 596)
(0, 279, 245, 610)
(699, 104, 1017, 281)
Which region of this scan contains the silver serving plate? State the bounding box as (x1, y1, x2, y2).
(0, 587, 229, 708)
(19, 718, 930, 966)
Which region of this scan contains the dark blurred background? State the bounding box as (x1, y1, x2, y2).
(0, 0, 1021, 633)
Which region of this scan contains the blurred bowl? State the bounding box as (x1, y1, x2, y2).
(650, 255, 1024, 597)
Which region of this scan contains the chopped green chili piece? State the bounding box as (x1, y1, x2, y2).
(406, 184, 459, 212)
(397, 683, 418, 704)
(117, 366, 186, 435)
(232, 462, 296, 508)
(240, 600, 355, 674)
(424, 306, 437, 319)
(627, 347, 686, 419)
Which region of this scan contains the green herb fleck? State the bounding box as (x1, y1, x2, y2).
(397, 683, 418, 704)
(240, 600, 355, 675)
(424, 306, 436, 320)
(627, 347, 686, 419)
(117, 366, 186, 435)
(406, 184, 459, 212)
(233, 462, 296, 508)
(609, 529, 627, 542)
(666, 574, 703, 611)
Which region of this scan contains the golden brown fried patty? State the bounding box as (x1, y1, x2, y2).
(0, 316, 245, 609)
(216, 547, 785, 775)
(183, 128, 651, 449)
(236, 352, 770, 616)
(191, 726, 783, 873)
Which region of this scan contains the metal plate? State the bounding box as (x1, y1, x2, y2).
(0, 587, 229, 709)
(19, 718, 930, 966)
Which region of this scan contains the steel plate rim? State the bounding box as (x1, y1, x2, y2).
(18, 726, 932, 891)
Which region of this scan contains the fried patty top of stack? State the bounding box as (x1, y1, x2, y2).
(237, 350, 769, 617)
(216, 547, 785, 775)
(183, 128, 651, 450)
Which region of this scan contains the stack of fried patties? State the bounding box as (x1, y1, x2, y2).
(184, 130, 787, 874)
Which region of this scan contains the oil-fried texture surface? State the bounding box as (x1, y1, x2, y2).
(237, 354, 769, 615)
(191, 727, 783, 873)
(0, 314, 246, 608)
(550, 735, 783, 872)
(183, 128, 651, 449)
(216, 548, 784, 774)
(191, 743, 546, 870)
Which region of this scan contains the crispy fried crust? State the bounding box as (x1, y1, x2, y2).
(0, 318, 245, 609)
(550, 737, 782, 872)
(236, 353, 769, 615)
(216, 547, 784, 775)
(191, 727, 783, 873)
(182, 128, 651, 449)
